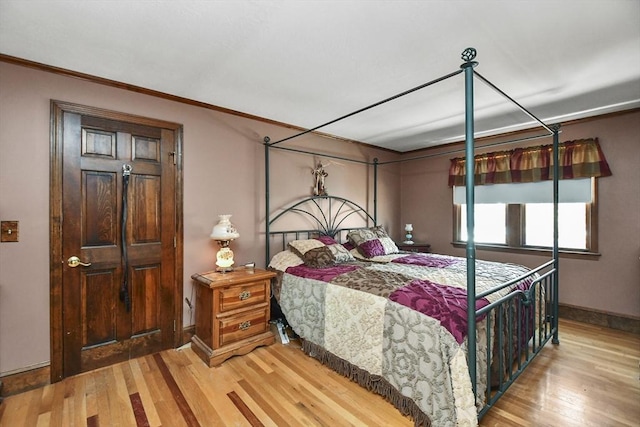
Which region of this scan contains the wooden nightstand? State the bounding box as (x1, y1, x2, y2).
(397, 243, 431, 253)
(190, 268, 276, 367)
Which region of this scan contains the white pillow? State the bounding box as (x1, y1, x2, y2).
(268, 249, 304, 271)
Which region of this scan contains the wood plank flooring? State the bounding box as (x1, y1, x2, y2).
(1, 319, 638, 427)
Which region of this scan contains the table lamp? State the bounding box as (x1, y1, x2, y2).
(403, 223, 414, 244)
(210, 214, 240, 272)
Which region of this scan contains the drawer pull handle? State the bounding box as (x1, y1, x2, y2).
(239, 290, 251, 300)
(239, 321, 251, 331)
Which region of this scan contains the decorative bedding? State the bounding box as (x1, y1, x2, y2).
(269, 242, 537, 427)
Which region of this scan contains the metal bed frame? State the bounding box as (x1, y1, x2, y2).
(263, 48, 560, 422)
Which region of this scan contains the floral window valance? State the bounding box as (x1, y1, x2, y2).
(448, 138, 612, 187)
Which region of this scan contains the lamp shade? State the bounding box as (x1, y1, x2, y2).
(210, 214, 240, 240)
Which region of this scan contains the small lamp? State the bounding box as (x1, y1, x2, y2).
(403, 223, 414, 244)
(210, 214, 240, 272)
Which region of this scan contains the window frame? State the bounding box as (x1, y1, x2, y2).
(452, 178, 600, 259)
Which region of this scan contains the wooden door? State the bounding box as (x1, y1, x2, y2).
(50, 102, 183, 380)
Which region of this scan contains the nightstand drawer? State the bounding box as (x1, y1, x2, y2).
(218, 280, 269, 313)
(218, 307, 269, 347)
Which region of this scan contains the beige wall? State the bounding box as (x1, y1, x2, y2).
(400, 110, 640, 319)
(0, 62, 398, 375)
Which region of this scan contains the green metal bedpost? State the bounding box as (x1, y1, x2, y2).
(552, 126, 560, 344)
(373, 158, 378, 225)
(264, 136, 271, 267)
(461, 47, 478, 396)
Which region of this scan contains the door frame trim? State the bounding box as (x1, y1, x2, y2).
(49, 100, 184, 382)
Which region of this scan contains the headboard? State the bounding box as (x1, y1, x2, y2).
(266, 195, 375, 264)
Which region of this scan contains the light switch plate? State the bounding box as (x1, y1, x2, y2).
(1, 221, 19, 242)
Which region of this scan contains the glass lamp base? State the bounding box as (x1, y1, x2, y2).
(215, 243, 235, 273)
(404, 231, 413, 245)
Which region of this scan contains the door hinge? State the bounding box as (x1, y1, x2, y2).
(173, 319, 176, 332)
(174, 236, 177, 248)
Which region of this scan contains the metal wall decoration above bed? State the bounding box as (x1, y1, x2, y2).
(262, 48, 560, 426)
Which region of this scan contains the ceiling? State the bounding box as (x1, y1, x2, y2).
(1, 1, 639, 152)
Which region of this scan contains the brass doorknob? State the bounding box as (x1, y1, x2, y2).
(67, 256, 92, 267)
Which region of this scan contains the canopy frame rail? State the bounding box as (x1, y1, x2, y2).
(266, 69, 463, 147)
(263, 47, 561, 423)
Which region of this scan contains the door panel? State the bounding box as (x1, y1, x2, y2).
(82, 128, 117, 158)
(83, 171, 118, 246)
(132, 175, 161, 243)
(132, 135, 161, 162)
(57, 109, 179, 378)
(131, 265, 161, 335)
(82, 269, 118, 346)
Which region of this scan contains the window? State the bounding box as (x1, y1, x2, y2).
(448, 138, 610, 255)
(453, 179, 597, 253)
(459, 204, 506, 244)
(525, 203, 587, 249)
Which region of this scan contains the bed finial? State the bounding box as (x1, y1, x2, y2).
(460, 47, 478, 69)
(263, 136, 271, 144)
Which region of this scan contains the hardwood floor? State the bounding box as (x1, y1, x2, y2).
(0, 319, 638, 427)
(480, 319, 639, 427)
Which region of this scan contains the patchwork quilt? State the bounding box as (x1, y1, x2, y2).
(270, 250, 536, 427)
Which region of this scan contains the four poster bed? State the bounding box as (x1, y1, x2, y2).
(262, 49, 560, 426)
